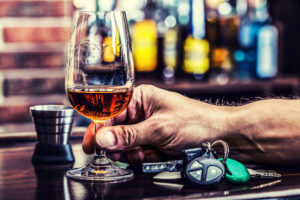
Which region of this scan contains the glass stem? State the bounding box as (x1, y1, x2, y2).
(91, 122, 110, 166)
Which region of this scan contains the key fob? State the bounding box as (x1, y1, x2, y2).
(184, 155, 225, 186)
(143, 142, 227, 186)
(219, 158, 250, 184)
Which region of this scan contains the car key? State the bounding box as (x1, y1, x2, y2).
(142, 160, 183, 173)
(143, 141, 227, 186)
(142, 146, 206, 174)
(247, 168, 281, 178)
(183, 150, 225, 186)
(153, 171, 182, 180)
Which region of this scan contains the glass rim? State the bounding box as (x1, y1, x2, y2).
(74, 10, 126, 15)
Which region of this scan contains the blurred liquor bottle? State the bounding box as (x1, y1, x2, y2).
(206, 0, 239, 85)
(163, 27, 177, 84)
(234, 0, 278, 80)
(170, 0, 190, 83)
(98, 1, 119, 64)
(131, 0, 163, 80)
(81, 0, 117, 66)
(162, 0, 180, 84)
(182, 0, 210, 81)
(95, 0, 118, 65)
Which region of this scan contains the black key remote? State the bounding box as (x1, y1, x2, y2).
(184, 153, 225, 186)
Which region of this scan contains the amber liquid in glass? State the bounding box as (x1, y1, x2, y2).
(67, 87, 133, 122)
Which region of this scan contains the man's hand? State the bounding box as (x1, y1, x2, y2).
(82, 85, 228, 164)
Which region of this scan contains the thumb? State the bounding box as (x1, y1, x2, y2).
(95, 120, 155, 151)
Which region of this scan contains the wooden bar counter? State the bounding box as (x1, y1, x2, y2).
(2, 137, 300, 200)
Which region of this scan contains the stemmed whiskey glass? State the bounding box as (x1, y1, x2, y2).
(65, 11, 134, 182)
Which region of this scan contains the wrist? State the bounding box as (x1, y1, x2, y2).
(217, 103, 263, 163)
(194, 101, 235, 140)
(200, 103, 254, 141)
(212, 105, 238, 138)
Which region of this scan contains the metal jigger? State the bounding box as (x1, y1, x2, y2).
(30, 105, 75, 164)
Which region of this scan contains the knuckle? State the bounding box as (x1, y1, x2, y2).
(118, 125, 137, 147)
(150, 116, 175, 144)
(152, 115, 168, 131)
(137, 84, 157, 93)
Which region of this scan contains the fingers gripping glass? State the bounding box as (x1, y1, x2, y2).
(65, 11, 135, 182)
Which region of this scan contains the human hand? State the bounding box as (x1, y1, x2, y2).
(82, 85, 228, 164)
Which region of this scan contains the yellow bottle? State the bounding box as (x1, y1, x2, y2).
(132, 19, 158, 72)
(182, 0, 210, 80)
(183, 36, 210, 74)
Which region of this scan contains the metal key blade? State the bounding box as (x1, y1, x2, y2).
(154, 171, 182, 180)
(142, 160, 183, 173)
(247, 168, 281, 178)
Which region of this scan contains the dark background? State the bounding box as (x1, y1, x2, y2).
(269, 0, 300, 76)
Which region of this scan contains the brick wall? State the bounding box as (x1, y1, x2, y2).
(0, 0, 74, 132)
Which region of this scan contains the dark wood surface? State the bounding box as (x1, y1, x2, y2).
(2, 140, 300, 200)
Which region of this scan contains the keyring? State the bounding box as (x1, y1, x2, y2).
(201, 142, 211, 153)
(211, 140, 229, 164)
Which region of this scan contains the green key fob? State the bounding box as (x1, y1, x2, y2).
(219, 158, 250, 184)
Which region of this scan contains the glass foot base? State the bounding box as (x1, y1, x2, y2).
(66, 161, 134, 182)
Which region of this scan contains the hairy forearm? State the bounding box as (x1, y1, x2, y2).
(221, 99, 300, 165)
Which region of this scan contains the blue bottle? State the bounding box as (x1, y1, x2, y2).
(235, 0, 278, 80)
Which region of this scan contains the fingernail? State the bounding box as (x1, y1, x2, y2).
(97, 131, 116, 148)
